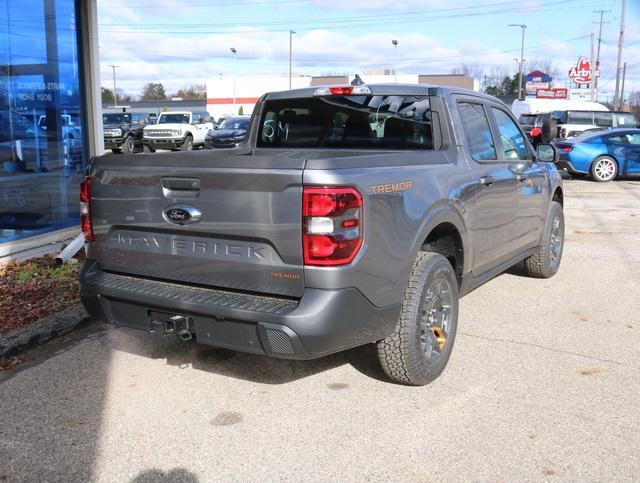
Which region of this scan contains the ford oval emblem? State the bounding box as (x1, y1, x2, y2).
(163, 205, 202, 225)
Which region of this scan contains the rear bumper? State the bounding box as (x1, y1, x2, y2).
(80, 260, 399, 359)
(554, 158, 588, 174)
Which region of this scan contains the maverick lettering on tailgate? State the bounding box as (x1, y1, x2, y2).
(109, 231, 273, 263)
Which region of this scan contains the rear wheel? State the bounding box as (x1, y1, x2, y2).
(377, 252, 459, 386)
(591, 156, 618, 182)
(523, 201, 564, 278)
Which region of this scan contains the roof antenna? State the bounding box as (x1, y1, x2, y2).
(351, 74, 364, 86)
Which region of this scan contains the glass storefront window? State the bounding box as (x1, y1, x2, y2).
(0, 0, 86, 243)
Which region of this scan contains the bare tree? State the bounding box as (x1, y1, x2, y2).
(451, 63, 485, 80)
(526, 59, 559, 78)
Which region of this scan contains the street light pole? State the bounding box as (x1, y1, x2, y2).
(108, 64, 119, 107)
(508, 24, 526, 100)
(230, 47, 237, 107)
(392, 39, 398, 83)
(289, 30, 296, 90)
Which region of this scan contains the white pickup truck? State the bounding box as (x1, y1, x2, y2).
(143, 111, 214, 152)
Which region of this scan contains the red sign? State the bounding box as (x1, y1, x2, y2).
(536, 88, 568, 99)
(568, 57, 600, 85)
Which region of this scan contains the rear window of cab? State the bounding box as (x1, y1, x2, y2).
(258, 95, 435, 150)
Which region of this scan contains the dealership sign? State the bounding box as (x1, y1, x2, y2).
(536, 88, 568, 99)
(568, 57, 600, 85)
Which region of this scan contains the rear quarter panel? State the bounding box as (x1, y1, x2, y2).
(303, 150, 475, 308)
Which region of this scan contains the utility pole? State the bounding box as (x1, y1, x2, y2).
(289, 30, 296, 90)
(613, 0, 626, 110)
(108, 64, 119, 107)
(230, 47, 237, 106)
(593, 9, 610, 90)
(508, 24, 526, 100)
(620, 62, 627, 110)
(392, 39, 398, 83)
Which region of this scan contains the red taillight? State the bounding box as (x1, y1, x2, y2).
(561, 146, 573, 152)
(80, 177, 94, 242)
(303, 186, 363, 266)
(329, 86, 353, 95)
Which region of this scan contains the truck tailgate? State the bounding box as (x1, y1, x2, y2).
(87, 150, 305, 298)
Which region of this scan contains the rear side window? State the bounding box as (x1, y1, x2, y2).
(257, 95, 435, 150)
(594, 112, 612, 127)
(458, 102, 496, 161)
(567, 111, 594, 124)
(492, 108, 529, 160)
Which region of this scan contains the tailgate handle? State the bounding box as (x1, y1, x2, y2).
(161, 177, 200, 198)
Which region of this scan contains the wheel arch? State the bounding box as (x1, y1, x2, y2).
(412, 206, 468, 286)
(552, 186, 563, 207)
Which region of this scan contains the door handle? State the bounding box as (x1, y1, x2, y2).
(161, 177, 200, 198)
(479, 175, 495, 187)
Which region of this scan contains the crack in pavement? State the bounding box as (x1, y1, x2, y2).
(459, 331, 632, 368)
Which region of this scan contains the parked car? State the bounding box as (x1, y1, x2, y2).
(102, 112, 147, 154)
(143, 111, 213, 152)
(204, 116, 250, 148)
(554, 128, 640, 181)
(80, 84, 563, 386)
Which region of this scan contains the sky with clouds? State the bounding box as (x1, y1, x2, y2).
(97, 0, 640, 102)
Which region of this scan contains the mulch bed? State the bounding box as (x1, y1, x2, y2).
(0, 257, 82, 336)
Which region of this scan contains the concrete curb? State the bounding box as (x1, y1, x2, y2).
(0, 305, 91, 358)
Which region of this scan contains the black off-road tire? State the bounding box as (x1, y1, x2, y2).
(121, 136, 135, 154)
(523, 201, 564, 278)
(111, 148, 121, 154)
(377, 252, 459, 386)
(182, 135, 194, 151)
(143, 143, 155, 153)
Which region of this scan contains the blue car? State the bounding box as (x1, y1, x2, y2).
(554, 128, 640, 182)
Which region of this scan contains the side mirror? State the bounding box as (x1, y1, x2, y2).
(536, 143, 557, 163)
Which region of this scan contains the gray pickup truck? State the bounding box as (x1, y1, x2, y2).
(80, 84, 564, 385)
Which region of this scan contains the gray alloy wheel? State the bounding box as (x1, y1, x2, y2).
(591, 156, 618, 182)
(377, 252, 459, 386)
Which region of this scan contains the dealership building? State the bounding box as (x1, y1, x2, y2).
(1, 0, 103, 261)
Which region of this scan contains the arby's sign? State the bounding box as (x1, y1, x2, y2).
(568, 57, 600, 85)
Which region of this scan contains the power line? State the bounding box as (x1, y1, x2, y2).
(97, 0, 585, 34)
(97, 0, 569, 28)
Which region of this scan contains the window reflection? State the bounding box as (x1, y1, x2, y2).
(0, 0, 86, 243)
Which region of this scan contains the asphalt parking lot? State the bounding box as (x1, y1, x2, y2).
(1, 178, 639, 482)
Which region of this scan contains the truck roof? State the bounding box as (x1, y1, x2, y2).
(264, 83, 487, 101)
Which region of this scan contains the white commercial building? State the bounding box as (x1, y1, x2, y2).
(206, 74, 477, 120)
